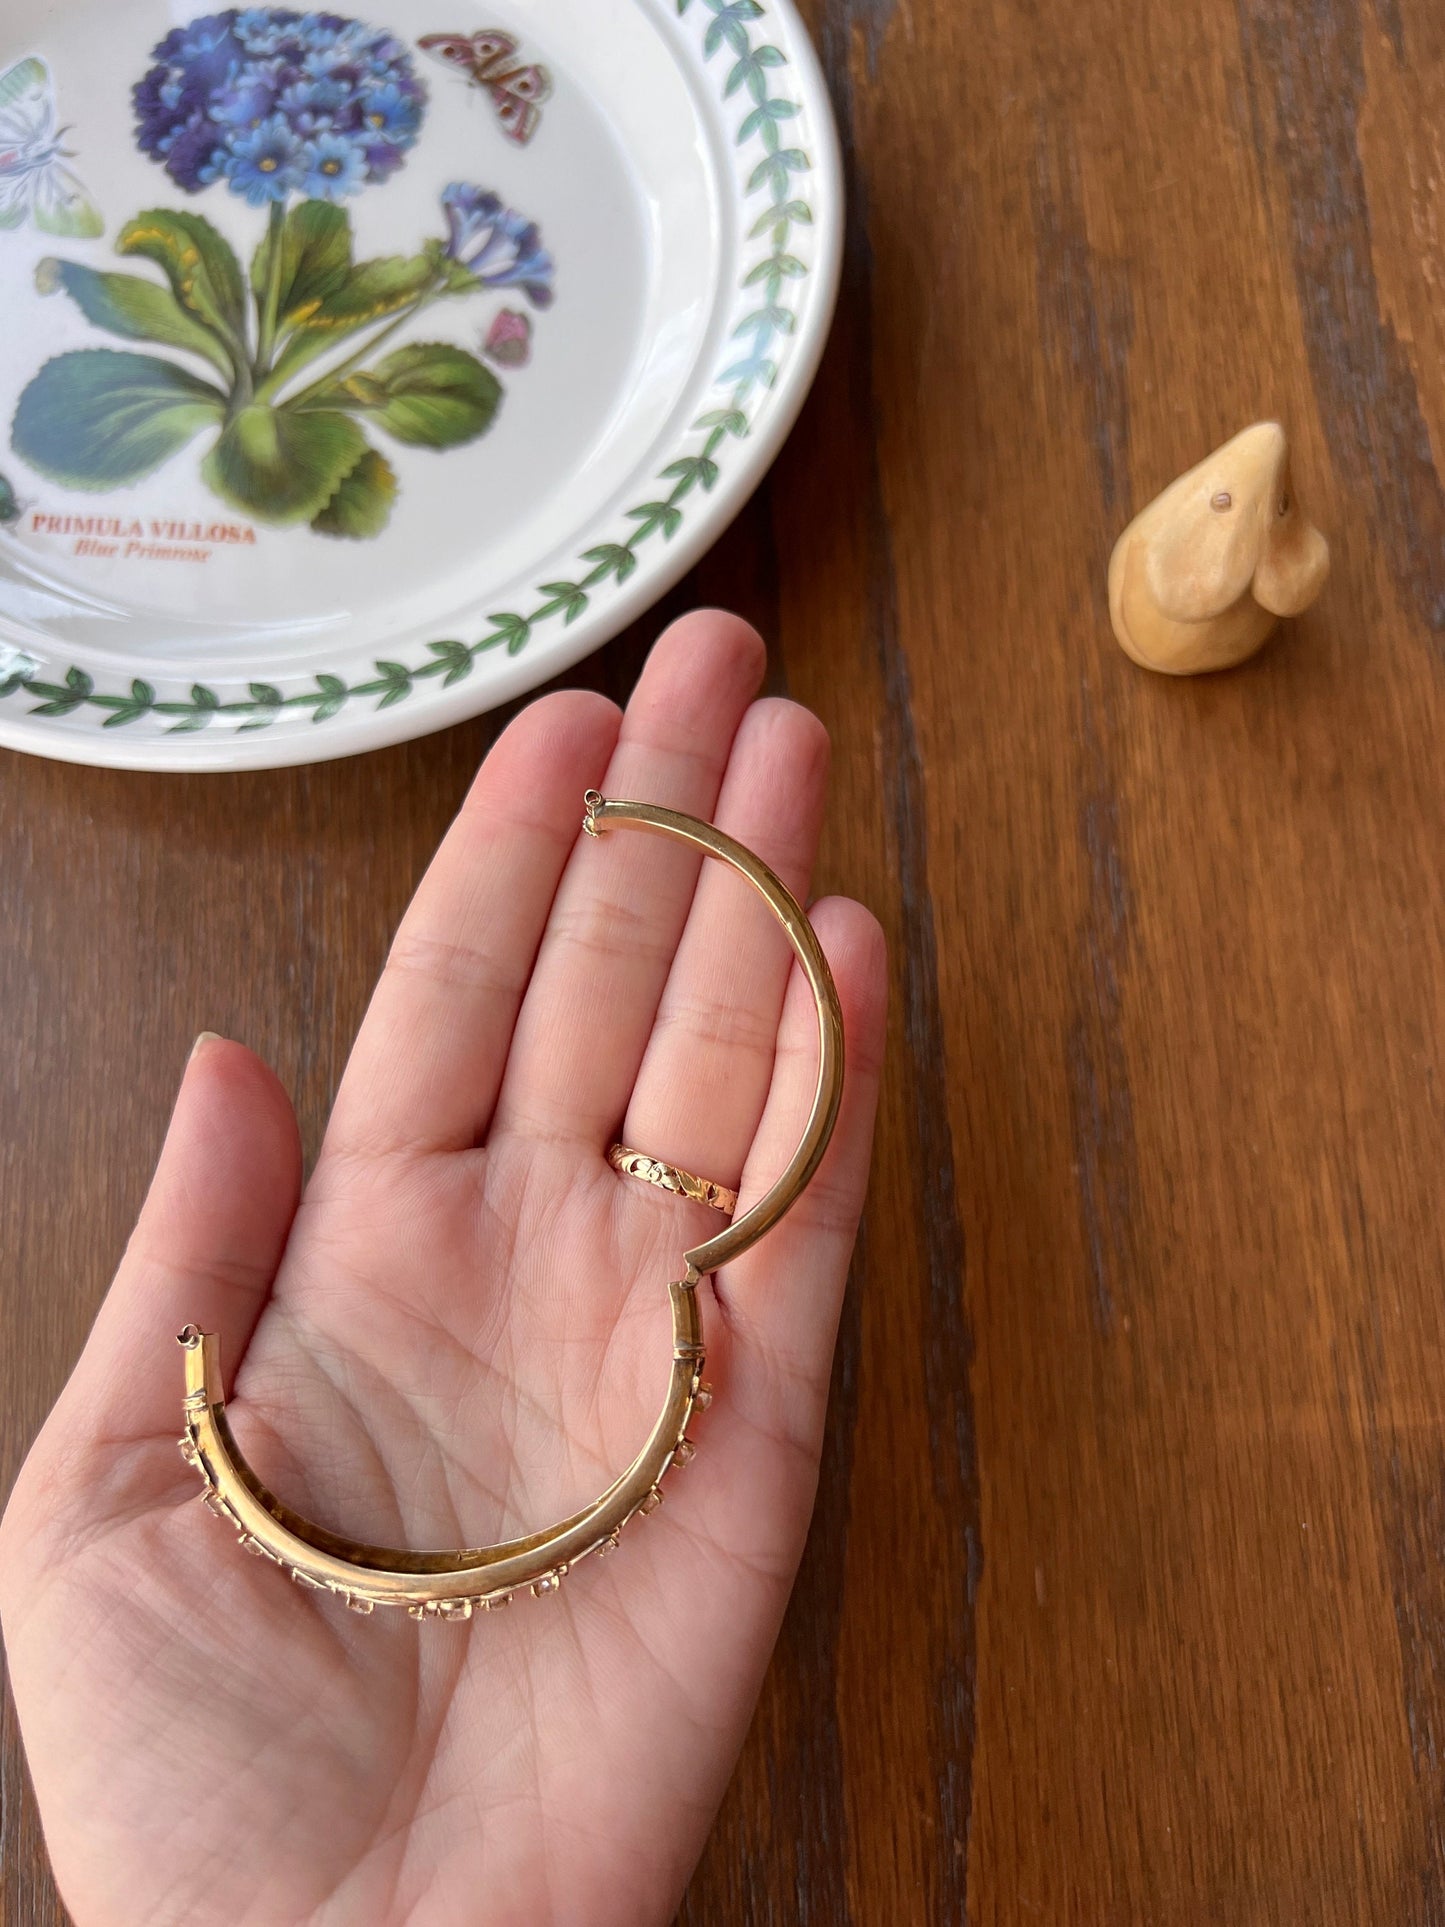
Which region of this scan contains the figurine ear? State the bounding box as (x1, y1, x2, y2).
(1141, 487, 1263, 623)
(1139, 421, 1287, 623)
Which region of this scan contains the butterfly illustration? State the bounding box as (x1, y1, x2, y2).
(417, 31, 551, 146)
(0, 56, 103, 238)
(482, 306, 531, 367)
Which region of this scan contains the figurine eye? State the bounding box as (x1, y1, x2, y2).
(1210, 491, 1232, 511)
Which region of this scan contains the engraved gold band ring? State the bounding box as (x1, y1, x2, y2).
(176, 791, 845, 1619)
(607, 1144, 738, 1216)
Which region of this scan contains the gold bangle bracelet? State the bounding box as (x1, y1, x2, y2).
(176, 790, 846, 1619)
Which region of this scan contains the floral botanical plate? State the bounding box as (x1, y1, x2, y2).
(0, 0, 840, 769)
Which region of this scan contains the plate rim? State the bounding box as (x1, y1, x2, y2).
(0, 0, 843, 772)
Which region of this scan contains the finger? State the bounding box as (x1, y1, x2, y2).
(322, 689, 621, 1160)
(494, 610, 766, 1145)
(41, 1035, 302, 1465)
(619, 698, 830, 1192)
(716, 900, 887, 1447)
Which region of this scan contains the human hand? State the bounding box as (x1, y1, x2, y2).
(0, 612, 886, 1927)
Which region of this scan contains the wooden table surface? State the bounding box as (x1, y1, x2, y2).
(5, 0, 1445, 1919)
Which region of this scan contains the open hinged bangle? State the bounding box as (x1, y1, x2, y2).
(176, 790, 845, 1619)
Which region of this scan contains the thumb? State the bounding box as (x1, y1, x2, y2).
(39, 1033, 302, 1471)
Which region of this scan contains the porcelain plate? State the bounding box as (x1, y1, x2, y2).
(0, 0, 840, 767)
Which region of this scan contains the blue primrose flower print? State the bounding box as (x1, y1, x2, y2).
(232, 8, 300, 56)
(361, 79, 423, 142)
(223, 112, 306, 204)
(274, 76, 349, 127)
(300, 128, 368, 197)
(13, 13, 558, 544)
(442, 182, 555, 308)
(132, 6, 426, 203)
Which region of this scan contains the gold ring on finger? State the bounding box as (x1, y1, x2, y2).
(608, 1143, 738, 1216)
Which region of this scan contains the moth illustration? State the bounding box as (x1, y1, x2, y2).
(482, 306, 531, 367)
(417, 30, 550, 145)
(0, 55, 103, 237)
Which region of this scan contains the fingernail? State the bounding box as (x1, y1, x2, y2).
(189, 1031, 224, 1063)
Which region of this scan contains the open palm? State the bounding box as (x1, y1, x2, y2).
(0, 614, 886, 1927)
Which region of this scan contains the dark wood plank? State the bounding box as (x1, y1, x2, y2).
(690, 0, 1445, 1918)
(6, 0, 1445, 1920)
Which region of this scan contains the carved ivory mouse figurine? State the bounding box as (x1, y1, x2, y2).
(1108, 422, 1329, 674)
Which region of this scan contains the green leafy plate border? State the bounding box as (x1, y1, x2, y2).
(0, 0, 820, 741)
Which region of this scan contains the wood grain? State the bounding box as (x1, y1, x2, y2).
(5, 0, 1445, 1918)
